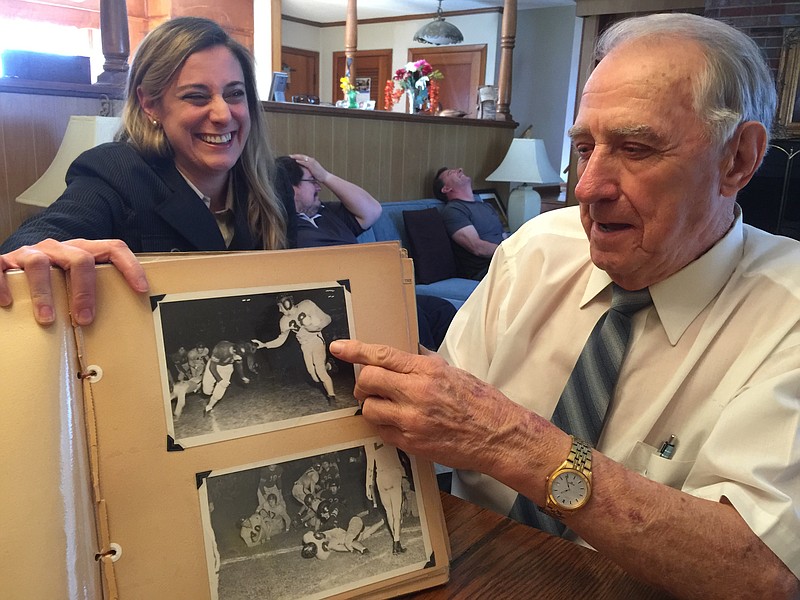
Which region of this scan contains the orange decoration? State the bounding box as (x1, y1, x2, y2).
(428, 80, 440, 114)
(384, 80, 395, 110)
(384, 80, 407, 110)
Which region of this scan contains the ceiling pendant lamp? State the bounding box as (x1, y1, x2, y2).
(413, 0, 464, 46)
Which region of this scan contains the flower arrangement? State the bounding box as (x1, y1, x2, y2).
(339, 76, 354, 95)
(339, 76, 357, 108)
(385, 59, 443, 113)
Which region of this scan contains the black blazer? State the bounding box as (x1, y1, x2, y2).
(1, 142, 296, 253)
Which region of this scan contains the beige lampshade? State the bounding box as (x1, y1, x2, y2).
(486, 138, 561, 185)
(16, 115, 121, 207)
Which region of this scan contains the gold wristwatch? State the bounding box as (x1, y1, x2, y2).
(544, 436, 593, 520)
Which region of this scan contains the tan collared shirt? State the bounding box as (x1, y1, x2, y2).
(179, 173, 235, 247)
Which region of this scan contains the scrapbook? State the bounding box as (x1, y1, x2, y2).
(1, 242, 450, 600)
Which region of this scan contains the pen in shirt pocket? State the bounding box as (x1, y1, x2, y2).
(658, 434, 677, 460)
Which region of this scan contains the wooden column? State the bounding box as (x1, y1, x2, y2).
(96, 0, 130, 85)
(272, 0, 282, 72)
(496, 0, 517, 121)
(344, 0, 357, 81)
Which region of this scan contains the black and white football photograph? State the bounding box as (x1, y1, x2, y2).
(198, 438, 434, 600)
(152, 282, 358, 447)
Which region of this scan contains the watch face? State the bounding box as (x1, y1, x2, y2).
(551, 470, 589, 509)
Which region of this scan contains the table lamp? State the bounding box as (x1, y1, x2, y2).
(485, 138, 561, 232)
(16, 115, 121, 207)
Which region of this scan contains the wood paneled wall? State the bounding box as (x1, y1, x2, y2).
(0, 93, 514, 244)
(0, 92, 119, 243)
(265, 105, 514, 203)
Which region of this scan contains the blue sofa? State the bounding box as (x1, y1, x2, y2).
(356, 199, 479, 308)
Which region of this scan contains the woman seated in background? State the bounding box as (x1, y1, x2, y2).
(0, 16, 295, 326)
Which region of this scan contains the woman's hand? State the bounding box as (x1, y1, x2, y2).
(0, 238, 149, 326)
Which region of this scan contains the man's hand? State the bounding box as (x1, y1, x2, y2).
(329, 339, 527, 473)
(290, 154, 381, 229)
(290, 154, 330, 184)
(0, 238, 149, 326)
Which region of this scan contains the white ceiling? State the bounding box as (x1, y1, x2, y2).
(282, 0, 575, 24)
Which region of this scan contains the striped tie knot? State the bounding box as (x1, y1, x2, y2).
(610, 284, 652, 317)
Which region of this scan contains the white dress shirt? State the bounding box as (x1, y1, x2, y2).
(441, 205, 800, 576)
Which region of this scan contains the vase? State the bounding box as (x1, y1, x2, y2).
(346, 89, 358, 109)
(406, 88, 428, 114)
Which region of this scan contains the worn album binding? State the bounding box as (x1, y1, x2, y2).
(2, 242, 450, 600)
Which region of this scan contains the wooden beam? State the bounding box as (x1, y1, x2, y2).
(496, 0, 516, 122)
(272, 0, 282, 73)
(96, 0, 130, 85)
(344, 0, 358, 83)
(575, 0, 703, 17)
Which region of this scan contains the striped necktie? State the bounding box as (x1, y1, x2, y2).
(509, 284, 652, 535)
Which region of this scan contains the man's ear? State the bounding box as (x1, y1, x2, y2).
(719, 121, 767, 197)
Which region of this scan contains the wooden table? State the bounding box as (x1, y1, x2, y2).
(406, 492, 674, 599)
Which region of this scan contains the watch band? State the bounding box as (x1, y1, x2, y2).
(543, 436, 593, 520)
(568, 437, 592, 473)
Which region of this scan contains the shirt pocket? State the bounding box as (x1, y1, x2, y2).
(625, 441, 695, 489)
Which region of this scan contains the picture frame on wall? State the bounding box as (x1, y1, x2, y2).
(776, 27, 800, 138)
(474, 188, 508, 230)
(268, 71, 289, 103)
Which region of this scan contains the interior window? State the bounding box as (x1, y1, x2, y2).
(0, 18, 103, 82)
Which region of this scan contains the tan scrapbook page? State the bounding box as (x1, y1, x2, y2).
(2, 265, 101, 600)
(4, 242, 449, 600)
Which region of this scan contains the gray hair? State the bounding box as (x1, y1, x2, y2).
(596, 13, 776, 147)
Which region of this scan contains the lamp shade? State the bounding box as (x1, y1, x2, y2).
(485, 138, 561, 185)
(16, 115, 121, 207)
(413, 0, 463, 46)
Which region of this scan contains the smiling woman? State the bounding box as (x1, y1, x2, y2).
(138, 45, 251, 204)
(0, 16, 296, 328)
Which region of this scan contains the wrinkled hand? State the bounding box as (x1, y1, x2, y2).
(329, 339, 524, 473)
(0, 238, 148, 326)
(289, 154, 330, 184)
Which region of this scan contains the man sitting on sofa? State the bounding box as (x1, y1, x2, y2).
(278, 154, 382, 248)
(276, 155, 455, 349)
(433, 167, 507, 280)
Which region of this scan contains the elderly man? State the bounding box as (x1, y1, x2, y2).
(331, 13, 799, 599)
(433, 166, 507, 280)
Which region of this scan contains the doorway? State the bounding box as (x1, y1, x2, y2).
(333, 49, 393, 110)
(410, 45, 487, 116)
(281, 46, 320, 100)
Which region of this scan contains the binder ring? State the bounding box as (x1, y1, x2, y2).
(109, 542, 122, 562)
(79, 365, 104, 383)
(95, 542, 122, 563)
